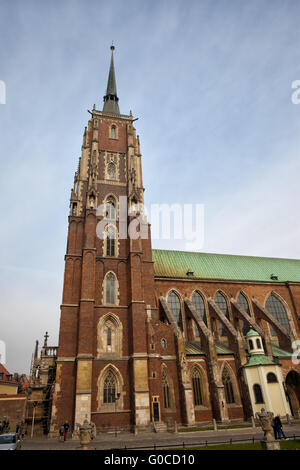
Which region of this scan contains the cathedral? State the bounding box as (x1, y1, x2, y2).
(49, 46, 300, 435)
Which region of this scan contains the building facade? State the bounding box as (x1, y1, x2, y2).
(49, 47, 300, 435)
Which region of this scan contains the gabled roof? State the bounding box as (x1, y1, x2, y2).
(0, 364, 18, 385)
(152, 249, 300, 283)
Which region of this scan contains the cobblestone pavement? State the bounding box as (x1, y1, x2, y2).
(20, 423, 300, 450)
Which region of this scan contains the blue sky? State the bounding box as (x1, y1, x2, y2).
(1, 0, 300, 373)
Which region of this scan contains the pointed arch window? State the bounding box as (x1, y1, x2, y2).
(167, 291, 183, 330)
(237, 292, 251, 335)
(105, 196, 116, 220)
(215, 291, 230, 337)
(222, 368, 235, 404)
(107, 327, 112, 346)
(192, 292, 207, 337)
(192, 368, 203, 406)
(103, 371, 116, 404)
(162, 370, 170, 409)
(106, 272, 116, 304)
(110, 125, 117, 139)
(106, 225, 116, 257)
(107, 162, 116, 180)
(266, 294, 290, 336)
(253, 384, 264, 404)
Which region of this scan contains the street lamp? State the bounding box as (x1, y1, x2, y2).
(114, 393, 120, 437)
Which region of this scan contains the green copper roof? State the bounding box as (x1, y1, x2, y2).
(271, 342, 293, 359)
(185, 341, 206, 356)
(246, 329, 260, 338)
(244, 354, 276, 367)
(152, 249, 300, 282)
(185, 341, 234, 356)
(103, 45, 120, 114)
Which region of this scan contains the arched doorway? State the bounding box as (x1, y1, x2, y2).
(285, 370, 300, 417)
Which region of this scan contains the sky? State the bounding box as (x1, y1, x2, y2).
(0, 0, 300, 374)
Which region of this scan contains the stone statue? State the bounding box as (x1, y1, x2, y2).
(255, 408, 280, 450)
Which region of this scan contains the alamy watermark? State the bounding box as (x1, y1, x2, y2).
(291, 80, 300, 104)
(292, 340, 300, 365)
(95, 197, 204, 250)
(0, 340, 6, 365)
(0, 80, 6, 104)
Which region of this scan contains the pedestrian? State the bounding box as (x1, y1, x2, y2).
(63, 421, 70, 441)
(59, 425, 64, 442)
(274, 415, 286, 440)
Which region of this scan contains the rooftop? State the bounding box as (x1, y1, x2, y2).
(152, 249, 300, 283)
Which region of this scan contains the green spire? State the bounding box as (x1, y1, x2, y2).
(103, 44, 120, 114)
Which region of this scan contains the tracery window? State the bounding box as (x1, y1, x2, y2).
(222, 368, 235, 404)
(106, 225, 116, 257)
(107, 162, 116, 180)
(167, 291, 183, 330)
(105, 272, 116, 304)
(162, 370, 170, 409)
(266, 294, 290, 336)
(237, 292, 251, 335)
(215, 291, 230, 336)
(105, 196, 116, 220)
(192, 368, 203, 406)
(103, 371, 116, 404)
(192, 291, 207, 337)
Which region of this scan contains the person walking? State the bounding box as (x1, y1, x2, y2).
(63, 421, 70, 441)
(59, 425, 64, 442)
(272, 416, 278, 439)
(274, 415, 286, 440)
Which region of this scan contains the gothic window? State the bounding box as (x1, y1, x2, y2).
(105, 272, 116, 304)
(103, 371, 116, 404)
(107, 162, 116, 180)
(222, 368, 235, 404)
(110, 125, 117, 139)
(167, 291, 183, 330)
(162, 370, 170, 409)
(267, 372, 278, 383)
(105, 196, 116, 220)
(253, 384, 264, 404)
(215, 291, 230, 337)
(192, 291, 207, 337)
(266, 294, 290, 336)
(161, 339, 167, 349)
(192, 368, 203, 406)
(237, 292, 251, 335)
(107, 327, 112, 346)
(106, 225, 116, 257)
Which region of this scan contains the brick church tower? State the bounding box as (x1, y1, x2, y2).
(50, 46, 158, 433)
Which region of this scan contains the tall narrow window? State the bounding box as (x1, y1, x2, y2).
(266, 294, 290, 336)
(107, 162, 116, 180)
(215, 291, 230, 336)
(192, 292, 207, 337)
(111, 125, 116, 139)
(253, 384, 264, 404)
(162, 370, 170, 409)
(167, 291, 183, 330)
(103, 371, 116, 404)
(106, 225, 116, 257)
(222, 368, 235, 404)
(105, 196, 116, 220)
(106, 273, 116, 304)
(107, 327, 112, 346)
(237, 292, 251, 335)
(192, 368, 203, 406)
